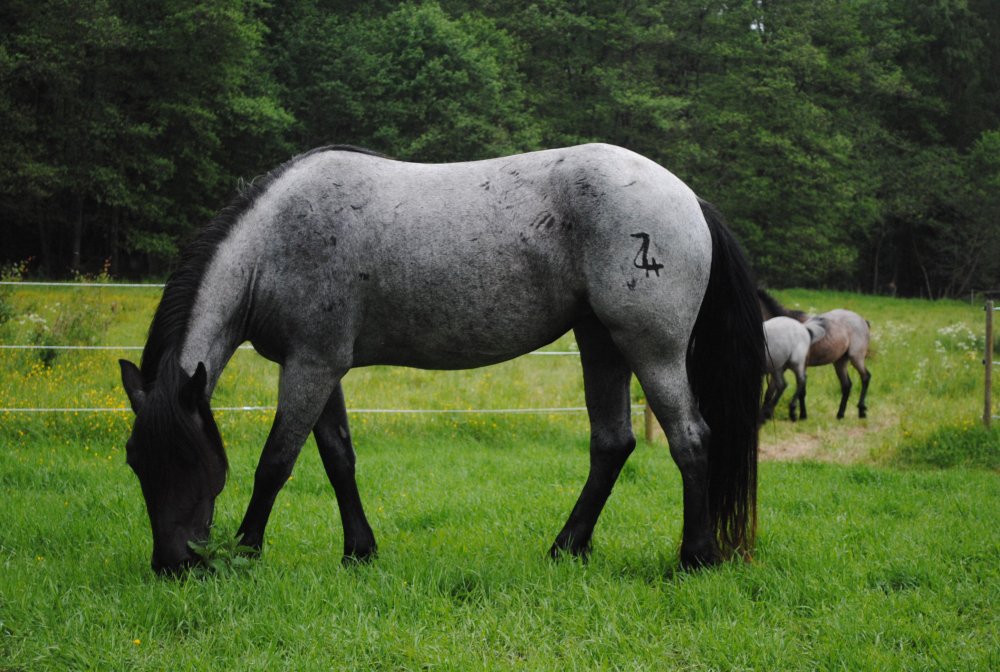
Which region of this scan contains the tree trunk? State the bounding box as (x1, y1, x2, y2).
(110, 207, 120, 276)
(37, 217, 52, 276)
(71, 194, 84, 273)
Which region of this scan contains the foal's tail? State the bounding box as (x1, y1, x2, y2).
(689, 199, 765, 560)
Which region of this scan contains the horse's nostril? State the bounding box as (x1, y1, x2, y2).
(151, 545, 199, 576)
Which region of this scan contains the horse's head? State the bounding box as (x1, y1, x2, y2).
(119, 359, 227, 575)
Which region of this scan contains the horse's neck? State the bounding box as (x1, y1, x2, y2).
(178, 255, 256, 398)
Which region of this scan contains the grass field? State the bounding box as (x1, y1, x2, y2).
(1, 284, 998, 670)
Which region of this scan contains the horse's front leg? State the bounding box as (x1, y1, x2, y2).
(313, 382, 377, 563)
(237, 360, 339, 553)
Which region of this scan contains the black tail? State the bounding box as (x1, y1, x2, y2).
(689, 199, 765, 560)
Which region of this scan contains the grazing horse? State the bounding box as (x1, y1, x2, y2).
(119, 143, 765, 575)
(756, 289, 872, 419)
(761, 316, 824, 422)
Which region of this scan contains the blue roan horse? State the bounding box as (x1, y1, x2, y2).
(119, 144, 765, 574)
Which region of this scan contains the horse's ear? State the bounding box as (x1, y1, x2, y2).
(119, 359, 146, 414)
(179, 362, 208, 411)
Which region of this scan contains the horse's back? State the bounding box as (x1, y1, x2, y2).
(242, 144, 712, 369)
(764, 316, 810, 370)
(807, 309, 869, 365)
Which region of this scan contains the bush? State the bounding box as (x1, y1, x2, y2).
(1, 260, 113, 367)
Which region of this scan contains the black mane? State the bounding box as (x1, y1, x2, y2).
(756, 288, 809, 322)
(139, 145, 384, 387)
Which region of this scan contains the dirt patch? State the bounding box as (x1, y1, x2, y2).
(642, 410, 895, 464)
(759, 433, 822, 461)
(759, 415, 894, 463)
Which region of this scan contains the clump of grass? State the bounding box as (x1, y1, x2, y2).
(187, 533, 258, 577)
(896, 422, 1000, 470)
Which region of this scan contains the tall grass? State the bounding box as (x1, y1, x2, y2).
(1, 285, 998, 669)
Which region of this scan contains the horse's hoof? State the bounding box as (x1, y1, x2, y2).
(680, 540, 722, 570)
(235, 534, 262, 557)
(680, 548, 722, 571)
(548, 540, 591, 561)
(342, 544, 378, 566)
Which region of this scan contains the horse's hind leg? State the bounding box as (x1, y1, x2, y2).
(550, 316, 635, 559)
(834, 357, 852, 420)
(313, 382, 377, 563)
(853, 358, 871, 419)
(766, 373, 787, 422)
(760, 374, 778, 422)
(621, 344, 718, 568)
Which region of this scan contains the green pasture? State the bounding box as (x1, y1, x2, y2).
(1, 285, 998, 670)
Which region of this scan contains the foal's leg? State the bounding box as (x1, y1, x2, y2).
(313, 383, 377, 562)
(237, 360, 339, 552)
(795, 368, 808, 421)
(769, 373, 788, 421)
(790, 365, 807, 421)
(760, 374, 778, 422)
(833, 356, 852, 420)
(550, 317, 635, 559)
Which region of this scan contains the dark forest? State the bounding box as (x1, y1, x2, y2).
(2, 0, 998, 296)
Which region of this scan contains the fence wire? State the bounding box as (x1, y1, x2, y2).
(1, 282, 597, 415)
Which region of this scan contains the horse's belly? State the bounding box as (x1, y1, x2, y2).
(350, 286, 585, 369)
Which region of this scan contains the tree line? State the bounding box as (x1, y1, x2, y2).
(2, 0, 998, 297)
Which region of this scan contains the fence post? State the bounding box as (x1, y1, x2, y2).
(644, 403, 655, 443)
(986, 301, 994, 428)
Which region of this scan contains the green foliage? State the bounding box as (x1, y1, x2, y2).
(271, 2, 534, 160)
(187, 532, 257, 577)
(0, 0, 293, 272)
(1, 0, 999, 294)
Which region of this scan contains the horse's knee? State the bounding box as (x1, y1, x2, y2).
(579, 423, 634, 486)
(254, 453, 296, 493)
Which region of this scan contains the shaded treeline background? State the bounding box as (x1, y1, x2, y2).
(1, 0, 998, 296)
